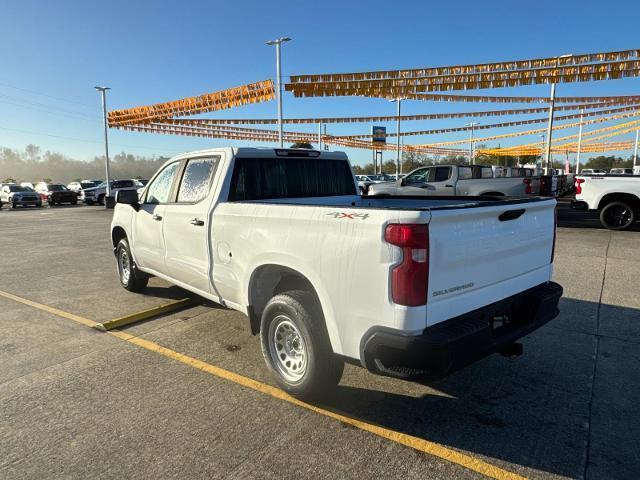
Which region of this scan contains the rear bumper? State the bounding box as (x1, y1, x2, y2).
(571, 200, 589, 210)
(360, 281, 563, 380)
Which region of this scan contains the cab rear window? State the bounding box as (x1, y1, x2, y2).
(229, 157, 356, 201)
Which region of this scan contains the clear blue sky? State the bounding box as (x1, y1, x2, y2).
(1, 0, 639, 166)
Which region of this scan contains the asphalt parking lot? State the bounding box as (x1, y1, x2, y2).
(1, 202, 639, 480)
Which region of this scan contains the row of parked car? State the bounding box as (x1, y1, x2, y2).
(0, 179, 147, 209)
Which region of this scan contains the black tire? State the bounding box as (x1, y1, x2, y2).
(116, 238, 149, 292)
(98, 194, 105, 206)
(600, 201, 635, 230)
(260, 290, 344, 400)
(85, 199, 94, 206)
(72, 199, 78, 205)
(49, 200, 55, 207)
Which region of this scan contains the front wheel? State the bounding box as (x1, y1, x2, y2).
(116, 238, 149, 292)
(98, 194, 105, 206)
(600, 201, 635, 230)
(260, 290, 344, 400)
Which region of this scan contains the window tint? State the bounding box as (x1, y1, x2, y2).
(404, 167, 430, 184)
(177, 157, 219, 203)
(230, 157, 356, 201)
(433, 167, 451, 182)
(145, 162, 180, 204)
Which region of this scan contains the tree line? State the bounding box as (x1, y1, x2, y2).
(0, 144, 169, 184)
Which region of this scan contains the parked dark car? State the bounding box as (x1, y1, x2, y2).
(34, 183, 78, 206)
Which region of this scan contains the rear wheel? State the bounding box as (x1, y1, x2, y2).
(49, 199, 55, 206)
(600, 201, 635, 230)
(116, 238, 149, 292)
(98, 194, 105, 206)
(260, 290, 344, 400)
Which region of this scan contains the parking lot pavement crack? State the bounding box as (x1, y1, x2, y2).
(582, 231, 611, 480)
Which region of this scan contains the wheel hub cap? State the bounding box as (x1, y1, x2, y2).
(119, 250, 131, 283)
(269, 316, 307, 383)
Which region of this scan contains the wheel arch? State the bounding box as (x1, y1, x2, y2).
(246, 263, 342, 354)
(111, 226, 127, 252)
(597, 192, 640, 211)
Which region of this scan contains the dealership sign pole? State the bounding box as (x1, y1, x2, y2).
(372, 125, 386, 174)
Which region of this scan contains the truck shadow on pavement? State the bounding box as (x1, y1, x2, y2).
(319, 298, 640, 479)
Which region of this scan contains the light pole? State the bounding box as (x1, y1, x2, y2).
(465, 122, 479, 165)
(575, 109, 584, 174)
(95, 86, 111, 202)
(539, 133, 546, 174)
(266, 36, 291, 147)
(544, 54, 572, 174)
(389, 98, 404, 178)
(633, 129, 639, 169)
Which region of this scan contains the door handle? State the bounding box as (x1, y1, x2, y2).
(152, 214, 162, 221)
(190, 218, 204, 226)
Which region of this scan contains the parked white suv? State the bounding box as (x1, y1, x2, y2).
(111, 147, 562, 399)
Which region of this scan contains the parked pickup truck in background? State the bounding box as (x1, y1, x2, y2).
(367, 164, 536, 197)
(111, 147, 562, 400)
(83, 179, 143, 205)
(573, 174, 640, 230)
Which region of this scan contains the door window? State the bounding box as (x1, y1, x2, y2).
(145, 162, 180, 204)
(404, 167, 430, 184)
(177, 156, 219, 203)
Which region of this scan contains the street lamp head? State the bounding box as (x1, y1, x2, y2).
(266, 37, 291, 45)
(94, 86, 110, 92)
(464, 122, 480, 127)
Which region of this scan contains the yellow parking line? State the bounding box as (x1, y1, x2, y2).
(0, 289, 96, 328)
(93, 298, 198, 331)
(0, 288, 526, 480)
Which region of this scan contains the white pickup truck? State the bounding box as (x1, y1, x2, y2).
(573, 174, 640, 230)
(367, 164, 535, 197)
(111, 147, 562, 399)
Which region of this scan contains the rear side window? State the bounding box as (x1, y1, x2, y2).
(432, 167, 451, 182)
(177, 156, 219, 203)
(229, 157, 356, 201)
(458, 167, 472, 180)
(113, 180, 133, 188)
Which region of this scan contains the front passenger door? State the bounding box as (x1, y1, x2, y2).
(163, 156, 220, 293)
(132, 161, 180, 272)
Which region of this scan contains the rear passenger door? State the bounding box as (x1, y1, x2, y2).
(162, 155, 220, 294)
(427, 166, 455, 195)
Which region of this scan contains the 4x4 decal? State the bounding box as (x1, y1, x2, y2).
(326, 212, 370, 220)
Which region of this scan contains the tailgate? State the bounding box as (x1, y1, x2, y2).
(425, 199, 556, 327)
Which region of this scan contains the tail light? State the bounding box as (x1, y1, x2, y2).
(575, 178, 585, 194)
(384, 224, 429, 306)
(551, 206, 557, 263)
(523, 178, 532, 194)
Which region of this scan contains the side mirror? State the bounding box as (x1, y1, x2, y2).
(400, 178, 406, 186)
(116, 189, 139, 210)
